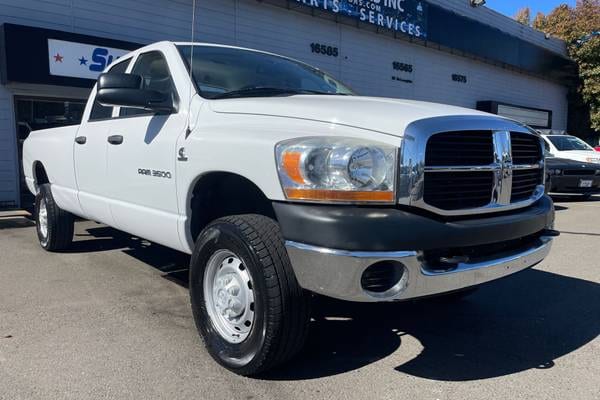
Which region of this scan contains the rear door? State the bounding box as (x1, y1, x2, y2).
(106, 50, 187, 250)
(74, 59, 131, 224)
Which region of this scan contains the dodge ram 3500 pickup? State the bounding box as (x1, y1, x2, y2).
(23, 41, 556, 376)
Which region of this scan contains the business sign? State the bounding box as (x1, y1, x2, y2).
(1, 24, 140, 87)
(294, 0, 427, 38)
(48, 39, 129, 80)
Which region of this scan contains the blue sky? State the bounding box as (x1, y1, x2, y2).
(486, 0, 576, 18)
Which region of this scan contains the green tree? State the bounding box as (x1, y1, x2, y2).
(543, 4, 576, 40)
(574, 36, 600, 131)
(514, 7, 532, 25)
(532, 12, 547, 30)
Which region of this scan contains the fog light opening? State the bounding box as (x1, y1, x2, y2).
(361, 261, 409, 298)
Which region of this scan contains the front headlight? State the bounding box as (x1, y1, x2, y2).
(275, 137, 397, 203)
(586, 157, 600, 164)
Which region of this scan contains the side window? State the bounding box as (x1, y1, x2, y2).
(89, 59, 130, 121)
(120, 51, 177, 117)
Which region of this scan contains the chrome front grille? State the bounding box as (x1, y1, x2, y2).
(511, 132, 543, 165)
(425, 131, 494, 166)
(512, 169, 544, 202)
(424, 171, 494, 210)
(414, 128, 545, 215)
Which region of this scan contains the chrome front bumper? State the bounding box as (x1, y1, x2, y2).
(285, 236, 553, 302)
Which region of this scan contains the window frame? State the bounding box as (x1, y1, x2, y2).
(117, 50, 180, 119)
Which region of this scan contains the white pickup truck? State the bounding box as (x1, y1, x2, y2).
(23, 41, 557, 376)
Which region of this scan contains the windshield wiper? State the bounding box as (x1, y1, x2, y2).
(211, 87, 338, 99)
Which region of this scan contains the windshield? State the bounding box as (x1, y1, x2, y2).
(547, 135, 594, 151)
(177, 45, 355, 99)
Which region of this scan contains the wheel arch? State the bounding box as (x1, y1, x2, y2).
(186, 171, 277, 242)
(32, 161, 50, 189)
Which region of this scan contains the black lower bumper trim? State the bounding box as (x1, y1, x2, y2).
(273, 196, 555, 252)
(550, 176, 600, 194)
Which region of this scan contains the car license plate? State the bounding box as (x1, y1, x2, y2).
(579, 179, 593, 188)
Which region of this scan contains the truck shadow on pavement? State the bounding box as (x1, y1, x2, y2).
(79, 225, 600, 382)
(77, 226, 191, 285)
(0, 217, 35, 230)
(266, 270, 600, 381)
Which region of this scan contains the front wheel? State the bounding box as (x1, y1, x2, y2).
(189, 214, 310, 376)
(34, 184, 74, 251)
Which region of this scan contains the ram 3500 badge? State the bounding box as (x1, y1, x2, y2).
(22, 41, 556, 376)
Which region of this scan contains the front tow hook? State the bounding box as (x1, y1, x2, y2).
(542, 229, 561, 237)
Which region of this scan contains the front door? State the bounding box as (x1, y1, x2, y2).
(106, 50, 187, 250)
(74, 58, 131, 223)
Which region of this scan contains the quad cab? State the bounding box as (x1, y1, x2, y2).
(23, 41, 556, 375)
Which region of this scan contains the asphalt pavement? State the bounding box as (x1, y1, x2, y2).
(0, 196, 599, 400)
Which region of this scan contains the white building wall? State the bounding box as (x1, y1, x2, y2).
(228, 1, 569, 129)
(0, 0, 570, 207)
(0, 0, 569, 123)
(337, 24, 568, 131)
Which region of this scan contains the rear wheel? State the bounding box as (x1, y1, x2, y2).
(189, 214, 310, 376)
(34, 184, 74, 251)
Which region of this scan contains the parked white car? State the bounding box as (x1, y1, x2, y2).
(542, 134, 600, 164)
(22, 41, 556, 376)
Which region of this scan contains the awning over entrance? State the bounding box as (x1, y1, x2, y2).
(477, 101, 553, 129)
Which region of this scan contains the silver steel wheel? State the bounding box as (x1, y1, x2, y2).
(204, 250, 255, 344)
(38, 197, 49, 241)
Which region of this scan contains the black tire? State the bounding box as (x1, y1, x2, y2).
(34, 184, 74, 251)
(189, 214, 310, 376)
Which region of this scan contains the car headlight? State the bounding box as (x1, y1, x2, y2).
(586, 157, 600, 164)
(275, 137, 397, 203)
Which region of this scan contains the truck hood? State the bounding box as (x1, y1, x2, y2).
(209, 95, 499, 136)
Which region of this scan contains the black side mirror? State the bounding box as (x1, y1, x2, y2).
(96, 73, 175, 114)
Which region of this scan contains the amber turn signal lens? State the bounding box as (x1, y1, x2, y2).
(285, 188, 394, 203)
(281, 151, 305, 184)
